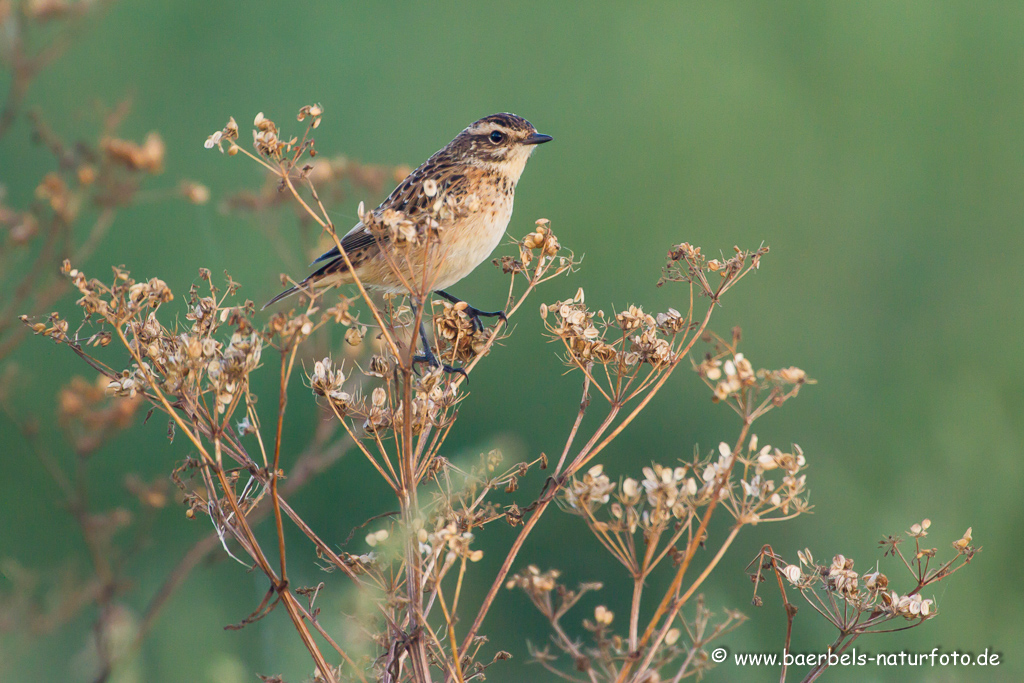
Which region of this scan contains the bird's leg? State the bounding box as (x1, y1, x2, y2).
(410, 301, 467, 379)
(434, 289, 507, 333)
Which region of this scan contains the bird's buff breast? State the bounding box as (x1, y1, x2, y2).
(343, 194, 514, 294)
(430, 196, 513, 289)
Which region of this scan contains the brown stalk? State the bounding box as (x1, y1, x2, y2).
(462, 301, 719, 667)
(614, 422, 750, 683)
(271, 344, 300, 582)
(554, 373, 591, 475)
(435, 583, 465, 683)
(114, 324, 338, 682)
(277, 170, 401, 360)
(458, 405, 621, 657)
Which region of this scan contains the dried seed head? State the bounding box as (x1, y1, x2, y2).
(953, 527, 973, 551)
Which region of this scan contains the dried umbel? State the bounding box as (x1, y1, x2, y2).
(431, 301, 496, 364)
(509, 568, 747, 683)
(659, 241, 769, 302)
(562, 464, 616, 513)
(505, 566, 594, 616)
(495, 218, 579, 279)
(310, 356, 349, 399)
(523, 331, 818, 682)
(750, 520, 979, 680)
(204, 116, 240, 153)
(522, 220, 560, 257)
(542, 294, 688, 380)
(559, 432, 811, 583)
(693, 333, 813, 423)
(543, 291, 618, 364)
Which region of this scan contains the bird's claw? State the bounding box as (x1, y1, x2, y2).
(463, 306, 507, 334)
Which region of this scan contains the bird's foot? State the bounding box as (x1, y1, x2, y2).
(413, 347, 468, 381)
(460, 305, 507, 334)
(434, 290, 507, 333)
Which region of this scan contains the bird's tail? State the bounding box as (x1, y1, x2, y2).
(262, 284, 301, 310)
(262, 259, 340, 310)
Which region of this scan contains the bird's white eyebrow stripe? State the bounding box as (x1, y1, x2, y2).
(467, 121, 504, 135)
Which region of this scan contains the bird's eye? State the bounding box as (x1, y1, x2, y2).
(489, 130, 505, 144)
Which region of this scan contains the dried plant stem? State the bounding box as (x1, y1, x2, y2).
(668, 648, 699, 683)
(801, 632, 861, 683)
(459, 406, 621, 657)
(276, 495, 367, 585)
(550, 617, 601, 683)
(460, 492, 546, 657)
(614, 422, 750, 683)
(629, 578, 643, 652)
(748, 546, 798, 683)
(277, 170, 401, 360)
(113, 325, 338, 682)
(638, 524, 742, 675)
(555, 374, 591, 475)
(462, 300, 720, 660)
(400, 362, 434, 682)
(293, 601, 370, 683)
(435, 584, 465, 683)
(271, 345, 300, 582)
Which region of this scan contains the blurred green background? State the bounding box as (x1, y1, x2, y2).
(2, 1, 1022, 681)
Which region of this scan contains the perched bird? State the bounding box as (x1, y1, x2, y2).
(264, 113, 552, 369)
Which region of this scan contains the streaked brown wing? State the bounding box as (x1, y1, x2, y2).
(307, 152, 468, 276)
(383, 154, 469, 216)
(309, 222, 379, 266)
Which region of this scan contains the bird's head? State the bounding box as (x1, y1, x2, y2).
(451, 113, 552, 179)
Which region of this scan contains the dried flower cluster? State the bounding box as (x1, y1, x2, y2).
(310, 355, 460, 436)
(750, 520, 980, 680)
(507, 567, 747, 683)
(563, 432, 810, 538)
(658, 241, 769, 302)
(694, 331, 813, 421)
(431, 301, 493, 363)
(494, 218, 576, 277)
(54, 265, 262, 424)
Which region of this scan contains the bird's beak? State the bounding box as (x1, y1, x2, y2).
(523, 132, 553, 145)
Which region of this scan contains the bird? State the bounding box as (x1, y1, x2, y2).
(264, 112, 552, 370)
